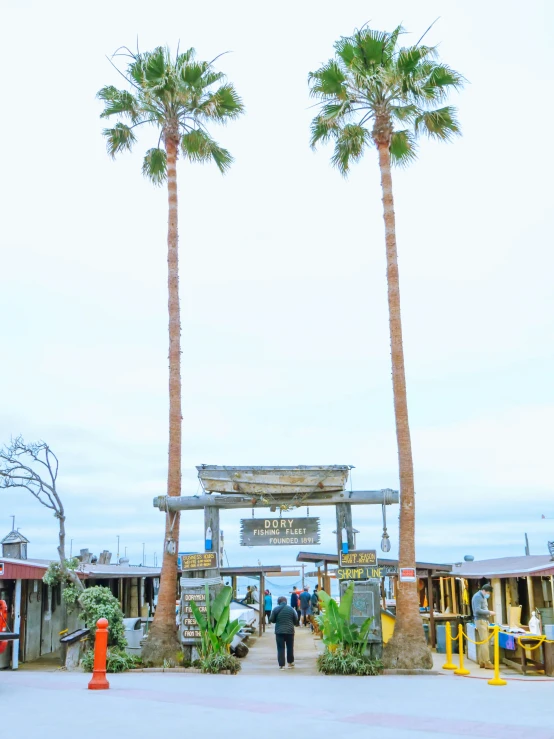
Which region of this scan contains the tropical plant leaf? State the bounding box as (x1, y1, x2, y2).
(390, 129, 418, 167)
(222, 619, 242, 644)
(331, 124, 370, 176)
(142, 147, 167, 184)
(338, 582, 354, 620)
(211, 586, 232, 622)
(189, 600, 208, 631)
(102, 123, 137, 158)
(414, 106, 460, 141)
(181, 129, 233, 173)
(215, 605, 230, 636)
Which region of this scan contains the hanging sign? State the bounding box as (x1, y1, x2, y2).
(240, 517, 320, 546)
(399, 567, 417, 582)
(178, 552, 218, 571)
(339, 550, 377, 567)
(336, 564, 398, 580)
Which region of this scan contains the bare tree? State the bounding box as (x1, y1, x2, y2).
(0, 436, 83, 592)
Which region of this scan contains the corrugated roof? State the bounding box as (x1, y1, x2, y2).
(0, 556, 161, 579)
(453, 555, 554, 578)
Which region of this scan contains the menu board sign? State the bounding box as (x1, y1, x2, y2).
(180, 590, 207, 640)
(178, 552, 218, 571)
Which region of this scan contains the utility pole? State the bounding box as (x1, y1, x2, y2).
(525, 533, 530, 556)
(70, 539, 73, 558)
(116, 535, 120, 563)
(142, 543, 145, 566)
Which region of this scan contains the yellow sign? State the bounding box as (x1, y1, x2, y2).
(339, 550, 377, 566)
(336, 565, 396, 580)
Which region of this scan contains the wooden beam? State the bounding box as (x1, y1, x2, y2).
(450, 577, 458, 615)
(428, 574, 436, 649)
(439, 577, 445, 613)
(154, 489, 399, 512)
(527, 576, 535, 615)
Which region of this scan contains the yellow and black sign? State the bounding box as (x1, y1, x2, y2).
(339, 550, 377, 567)
(336, 565, 397, 580)
(179, 552, 218, 571)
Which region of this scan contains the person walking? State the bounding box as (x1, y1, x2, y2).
(264, 589, 273, 624)
(299, 586, 312, 627)
(269, 596, 299, 669)
(471, 583, 494, 669)
(290, 586, 300, 620)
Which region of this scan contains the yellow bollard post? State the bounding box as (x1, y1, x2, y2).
(454, 624, 470, 675)
(442, 621, 456, 670)
(488, 625, 507, 686)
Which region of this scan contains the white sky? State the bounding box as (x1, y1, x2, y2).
(1, 0, 553, 568)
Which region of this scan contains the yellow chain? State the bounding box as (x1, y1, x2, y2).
(463, 631, 494, 646)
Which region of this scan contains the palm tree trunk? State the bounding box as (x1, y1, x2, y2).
(142, 135, 182, 664)
(377, 142, 431, 669)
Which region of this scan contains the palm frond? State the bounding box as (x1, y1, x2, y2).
(142, 147, 167, 184)
(309, 115, 339, 149)
(396, 44, 437, 74)
(102, 122, 137, 158)
(308, 61, 348, 99)
(331, 124, 370, 176)
(390, 104, 418, 123)
(181, 129, 233, 173)
(143, 46, 169, 88)
(97, 86, 140, 122)
(390, 129, 418, 167)
(414, 105, 460, 140)
(197, 84, 244, 120)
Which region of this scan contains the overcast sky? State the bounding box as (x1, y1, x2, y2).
(1, 0, 553, 569)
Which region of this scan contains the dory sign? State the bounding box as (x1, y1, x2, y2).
(240, 517, 320, 546)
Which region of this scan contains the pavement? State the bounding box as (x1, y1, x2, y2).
(2, 628, 554, 739)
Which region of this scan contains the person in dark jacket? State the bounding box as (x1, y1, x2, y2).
(269, 596, 299, 669)
(290, 587, 301, 619)
(299, 586, 312, 626)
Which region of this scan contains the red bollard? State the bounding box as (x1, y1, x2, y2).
(88, 617, 110, 690)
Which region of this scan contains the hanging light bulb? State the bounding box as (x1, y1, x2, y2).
(380, 503, 391, 552)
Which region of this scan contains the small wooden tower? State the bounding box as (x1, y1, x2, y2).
(1, 529, 30, 560)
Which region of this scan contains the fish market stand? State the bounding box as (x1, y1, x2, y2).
(452, 554, 554, 675)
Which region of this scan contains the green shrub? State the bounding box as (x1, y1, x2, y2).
(81, 647, 142, 673)
(78, 586, 126, 648)
(199, 652, 241, 674)
(317, 647, 383, 676)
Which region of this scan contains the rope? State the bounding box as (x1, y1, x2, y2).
(515, 635, 554, 650)
(179, 576, 223, 588)
(462, 631, 494, 646)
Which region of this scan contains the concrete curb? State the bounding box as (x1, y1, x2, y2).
(382, 669, 442, 676)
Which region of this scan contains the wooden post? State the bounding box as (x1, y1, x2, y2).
(550, 575, 554, 608)
(451, 577, 458, 615)
(11, 579, 21, 670)
(439, 577, 445, 613)
(508, 578, 520, 607)
(203, 506, 221, 579)
(428, 574, 436, 649)
(323, 561, 329, 594)
(335, 503, 354, 555)
(527, 576, 535, 616)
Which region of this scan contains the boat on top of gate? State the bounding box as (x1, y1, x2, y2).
(196, 465, 352, 497)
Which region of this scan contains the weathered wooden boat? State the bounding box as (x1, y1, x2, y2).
(196, 465, 352, 497)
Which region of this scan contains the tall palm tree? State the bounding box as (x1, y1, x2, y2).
(309, 25, 463, 668)
(98, 46, 244, 664)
